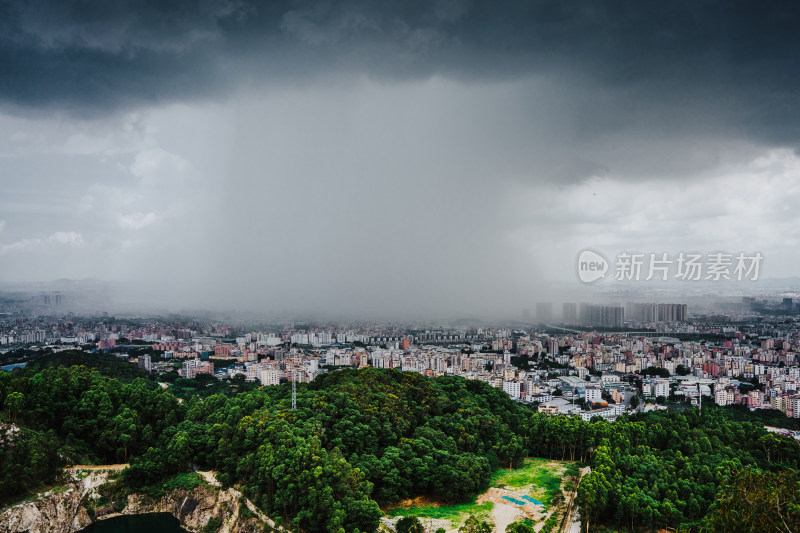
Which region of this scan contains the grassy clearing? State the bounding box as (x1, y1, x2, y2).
(385, 499, 493, 522)
(385, 457, 574, 528)
(491, 457, 566, 505)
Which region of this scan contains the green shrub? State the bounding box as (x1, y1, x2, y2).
(202, 517, 222, 533)
(163, 472, 204, 492)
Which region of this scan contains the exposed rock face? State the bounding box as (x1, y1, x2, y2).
(0, 470, 276, 533)
(118, 485, 268, 532)
(0, 483, 92, 533)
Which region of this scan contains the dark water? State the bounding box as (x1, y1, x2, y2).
(78, 513, 189, 533)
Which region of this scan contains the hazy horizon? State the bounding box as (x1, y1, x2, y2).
(2, 1, 800, 317)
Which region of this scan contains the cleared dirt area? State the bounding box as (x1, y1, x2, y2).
(386, 495, 442, 510)
(66, 464, 129, 470)
(477, 487, 543, 521)
(487, 500, 526, 532)
(384, 458, 576, 532)
(196, 470, 221, 487)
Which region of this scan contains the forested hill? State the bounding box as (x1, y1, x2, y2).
(1, 357, 799, 532)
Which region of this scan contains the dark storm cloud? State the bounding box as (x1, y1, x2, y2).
(1, 0, 799, 142)
(2, 0, 800, 318)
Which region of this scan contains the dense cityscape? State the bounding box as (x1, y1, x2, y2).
(4, 294, 800, 427)
(4, 292, 800, 531)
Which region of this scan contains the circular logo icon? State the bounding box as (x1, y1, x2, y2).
(576, 249, 609, 283)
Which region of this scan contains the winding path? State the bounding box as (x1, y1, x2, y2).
(65, 464, 129, 471)
(559, 466, 590, 533)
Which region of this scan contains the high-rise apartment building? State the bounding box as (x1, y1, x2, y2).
(626, 303, 687, 322)
(580, 304, 624, 327)
(536, 302, 553, 323)
(562, 303, 578, 324)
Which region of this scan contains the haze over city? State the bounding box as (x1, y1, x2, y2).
(4, 4, 800, 532)
(1, 1, 800, 317)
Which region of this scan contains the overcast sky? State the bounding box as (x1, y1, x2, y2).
(1, 0, 799, 317)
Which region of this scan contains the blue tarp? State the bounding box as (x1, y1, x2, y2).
(501, 496, 526, 506)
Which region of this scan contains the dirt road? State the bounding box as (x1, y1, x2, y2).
(66, 464, 129, 471)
